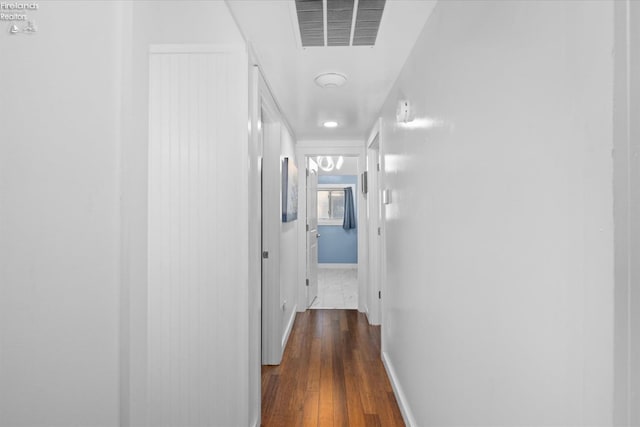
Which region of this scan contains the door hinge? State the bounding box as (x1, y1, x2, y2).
(378, 291, 381, 299)
(262, 251, 269, 259)
(306, 279, 309, 287)
(377, 227, 381, 236)
(306, 224, 309, 232)
(306, 168, 309, 177)
(377, 163, 380, 171)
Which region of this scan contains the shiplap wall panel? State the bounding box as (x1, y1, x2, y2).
(148, 48, 249, 427)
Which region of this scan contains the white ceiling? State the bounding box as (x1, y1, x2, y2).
(226, 0, 437, 142)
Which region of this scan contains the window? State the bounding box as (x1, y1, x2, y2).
(318, 189, 345, 223)
(316, 183, 356, 225)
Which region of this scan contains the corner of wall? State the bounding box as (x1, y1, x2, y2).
(281, 304, 298, 349)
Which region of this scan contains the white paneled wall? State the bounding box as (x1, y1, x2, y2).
(148, 47, 249, 426)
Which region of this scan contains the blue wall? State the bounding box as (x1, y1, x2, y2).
(318, 175, 358, 186)
(317, 175, 358, 264)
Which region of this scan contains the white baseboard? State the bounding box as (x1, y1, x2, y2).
(382, 351, 417, 427)
(359, 303, 368, 315)
(281, 305, 297, 349)
(365, 308, 380, 326)
(318, 263, 357, 269)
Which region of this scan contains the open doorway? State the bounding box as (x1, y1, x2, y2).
(306, 155, 360, 309)
(295, 144, 368, 319)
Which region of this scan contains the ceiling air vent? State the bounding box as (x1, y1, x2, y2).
(353, 0, 385, 46)
(296, 0, 325, 47)
(295, 0, 386, 47)
(327, 0, 354, 46)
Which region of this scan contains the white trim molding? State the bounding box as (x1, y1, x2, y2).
(367, 118, 382, 149)
(382, 352, 417, 427)
(318, 263, 357, 269)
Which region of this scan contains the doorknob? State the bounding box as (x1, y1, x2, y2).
(316, 233, 321, 238)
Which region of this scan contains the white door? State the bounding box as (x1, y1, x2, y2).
(260, 94, 283, 365)
(306, 159, 319, 307)
(367, 136, 382, 325)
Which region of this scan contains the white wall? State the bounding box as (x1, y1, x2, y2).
(613, 1, 640, 425)
(0, 2, 122, 426)
(378, 1, 614, 425)
(280, 127, 299, 346)
(0, 3, 260, 426)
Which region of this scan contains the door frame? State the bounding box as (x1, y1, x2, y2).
(366, 119, 387, 328)
(248, 64, 262, 427)
(295, 141, 367, 313)
(258, 70, 284, 366)
(305, 158, 319, 308)
(614, 1, 640, 424)
(366, 130, 382, 325)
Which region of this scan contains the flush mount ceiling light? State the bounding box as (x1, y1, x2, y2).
(314, 72, 347, 88)
(323, 121, 339, 128)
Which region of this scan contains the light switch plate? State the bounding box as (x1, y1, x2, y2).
(361, 171, 368, 194)
(382, 189, 391, 205)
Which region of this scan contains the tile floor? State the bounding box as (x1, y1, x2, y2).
(310, 267, 358, 309)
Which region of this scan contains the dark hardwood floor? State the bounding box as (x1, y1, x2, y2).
(261, 309, 405, 426)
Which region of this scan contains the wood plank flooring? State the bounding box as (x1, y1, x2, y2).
(261, 309, 405, 427)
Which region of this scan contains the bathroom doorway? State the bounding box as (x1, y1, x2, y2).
(307, 155, 359, 309)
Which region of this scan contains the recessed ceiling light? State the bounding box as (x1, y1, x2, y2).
(323, 121, 338, 128)
(314, 73, 347, 88)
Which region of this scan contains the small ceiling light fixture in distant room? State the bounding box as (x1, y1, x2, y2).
(336, 156, 344, 170)
(314, 72, 347, 88)
(317, 156, 335, 172)
(323, 121, 338, 128)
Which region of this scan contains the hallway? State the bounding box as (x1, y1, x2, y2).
(261, 310, 404, 426)
(1, 1, 638, 426)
